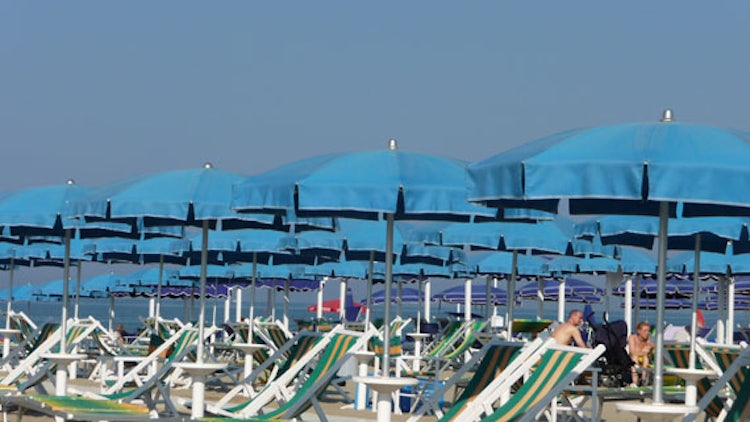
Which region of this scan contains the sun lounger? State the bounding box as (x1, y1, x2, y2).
(0, 394, 160, 421)
(406, 338, 538, 421)
(204, 328, 371, 420)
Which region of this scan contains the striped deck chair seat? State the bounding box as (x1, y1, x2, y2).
(511, 319, 553, 337)
(210, 331, 324, 409)
(0, 394, 155, 421)
(686, 345, 750, 422)
(202, 330, 370, 421)
(664, 342, 724, 417)
(406, 338, 533, 421)
(473, 344, 606, 422)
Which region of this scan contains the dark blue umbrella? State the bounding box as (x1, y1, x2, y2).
(467, 110, 750, 404)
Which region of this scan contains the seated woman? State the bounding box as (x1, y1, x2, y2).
(628, 321, 654, 386)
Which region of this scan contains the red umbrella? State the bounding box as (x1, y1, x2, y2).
(307, 298, 366, 314)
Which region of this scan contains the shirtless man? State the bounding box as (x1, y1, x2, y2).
(552, 309, 588, 348)
(628, 321, 654, 386)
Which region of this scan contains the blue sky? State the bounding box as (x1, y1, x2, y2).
(3, 2, 749, 193)
(2, 2, 750, 290)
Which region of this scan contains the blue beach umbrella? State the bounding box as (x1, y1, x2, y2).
(232, 140, 498, 383)
(468, 109, 750, 404)
(0, 180, 148, 396)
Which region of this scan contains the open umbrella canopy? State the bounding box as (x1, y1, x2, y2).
(517, 278, 603, 298)
(575, 215, 750, 253)
(367, 286, 426, 305)
(307, 298, 365, 314)
(468, 251, 548, 277)
(438, 219, 574, 254)
(231, 144, 498, 220)
(468, 114, 750, 217)
(433, 284, 510, 305)
(0, 283, 35, 301)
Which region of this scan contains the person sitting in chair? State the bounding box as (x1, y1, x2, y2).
(628, 321, 654, 386)
(552, 309, 589, 348)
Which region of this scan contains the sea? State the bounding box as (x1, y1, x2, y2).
(4, 292, 746, 337)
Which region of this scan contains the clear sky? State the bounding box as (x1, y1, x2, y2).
(2, 2, 750, 292)
(2, 2, 749, 193)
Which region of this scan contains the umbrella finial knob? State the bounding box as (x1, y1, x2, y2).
(203, 162, 213, 169)
(388, 138, 398, 150)
(660, 109, 674, 122)
(66, 178, 75, 185)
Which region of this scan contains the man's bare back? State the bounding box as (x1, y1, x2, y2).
(551, 310, 588, 348)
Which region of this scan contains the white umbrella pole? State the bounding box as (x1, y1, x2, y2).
(224, 287, 231, 324)
(365, 251, 374, 329)
(270, 282, 276, 321)
(634, 275, 642, 327)
(316, 278, 325, 320)
(536, 277, 544, 320)
(74, 262, 82, 320)
(464, 278, 472, 322)
(155, 255, 164, 333)
(424, 278, 431, 322)
(339, 279, 346, 321)
(235, 287, 242, 322)
(624, 275, 633, 334)
(689, 234, 701, 370)
(382, 213, 395, 375)
(652, 201, 669, 404)
(717, 278, 726, 343)
(557, 279, 566, 322)
(109, 295, 115, 334)
(197, 220, 209, 362)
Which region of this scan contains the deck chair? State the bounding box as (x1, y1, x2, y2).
(685, 345, 750, 422)
(0, 318, 100, 388)
(202, 326, 347, 415)
(208, 330, 326, 408)
(404, 320, 487, 378)
(406, 338, 538, 421)
(453, 342, 605, 422)
(75, 325, 218, 416)
(204, 328, 371, 420)
(0, 321, 58, 370)
(0, 394, 159, 421)
(664, 341, 726, 418)
(101, 324, 199, 394)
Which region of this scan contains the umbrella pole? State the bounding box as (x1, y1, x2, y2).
(536, 277, 544, 319)
(424, 278, 431, 322)
(464, 278, 471, 322)
(506, 250, 518, 340)
(249, 253, 257, 343)
(417, 276, 424, 332)
(689, 234, 701, 370)
(652, 201, 669, 404)
(283, 278, 290, 331)
(197, 220, 209, 362)
(624, 274, 633, 334)
(397, 280, 403, 319)
(558, 279, 566, 322)
(155, 255, 164, 333)
(60, 229, 72, 355)
(3, 259, 13, 359)
(727, 273, 735, 345)
(382, 213, 394, 376)
(74, 262, 82, 320)
(485, 275, 492, 322)
(365, 251, 374, 330)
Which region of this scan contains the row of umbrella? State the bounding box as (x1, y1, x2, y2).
(0, 109, 749, 416)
